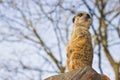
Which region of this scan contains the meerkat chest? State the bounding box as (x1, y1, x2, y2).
(70, 29, 91, 42)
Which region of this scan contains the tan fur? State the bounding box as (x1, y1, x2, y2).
(66, 12, 110, 80)
(66, 12, 93, 71)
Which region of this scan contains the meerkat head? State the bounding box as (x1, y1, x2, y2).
(73, 12, 92, 29)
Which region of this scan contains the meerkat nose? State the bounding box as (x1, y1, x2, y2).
(86, 14, 90, 19)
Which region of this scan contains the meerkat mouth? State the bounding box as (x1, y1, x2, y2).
(85, 18, 88, 21)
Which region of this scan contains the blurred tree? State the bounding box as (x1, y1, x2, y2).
(0, 0, 119, 80)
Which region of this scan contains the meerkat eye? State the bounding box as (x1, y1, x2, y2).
(78, 13, 83, 17)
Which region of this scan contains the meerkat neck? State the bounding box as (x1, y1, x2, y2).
(73, 24, 89, 31)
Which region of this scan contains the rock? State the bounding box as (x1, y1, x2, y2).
(45, 66, 101, 80)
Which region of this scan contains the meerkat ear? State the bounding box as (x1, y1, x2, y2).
(72, 16, 75, 23)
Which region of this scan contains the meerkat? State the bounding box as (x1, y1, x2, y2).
(66, 12, 110, 80)
(66, 12, 93, 71)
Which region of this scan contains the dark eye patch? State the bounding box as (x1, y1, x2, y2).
(78, 13, 83, 17)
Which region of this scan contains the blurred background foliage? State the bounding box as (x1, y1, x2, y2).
(0, 0, 120, 80)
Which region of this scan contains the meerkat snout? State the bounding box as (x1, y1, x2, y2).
(86, 14, 90, 19)
(77, 12, 90, 19)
